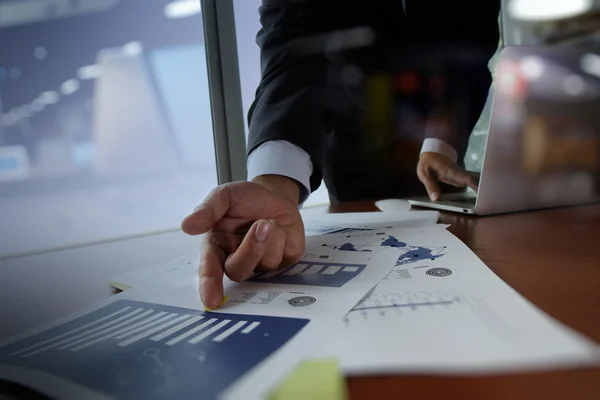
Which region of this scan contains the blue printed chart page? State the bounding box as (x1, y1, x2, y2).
(0, 288, 328, 400)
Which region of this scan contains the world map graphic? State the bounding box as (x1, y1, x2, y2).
(323, 235, 446, 266)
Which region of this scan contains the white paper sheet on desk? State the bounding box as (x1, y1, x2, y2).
(211, 238, 399, 320)
(0, 285, 331, 400)
(107, 233, 400, 323)
(308, 226, 600, 374)
(109, 210, 440, 291)
(302, 210, 440, 235)
(109, 252, 200, 291)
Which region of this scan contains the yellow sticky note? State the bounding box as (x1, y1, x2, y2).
(204, 296, 228, 311)
(109, 281, 132, 292)
(270, 359, 347, 400)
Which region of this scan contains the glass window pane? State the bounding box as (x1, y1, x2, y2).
(0, 0, 217, 257)
(464, 18, 503, 172)
(233, 0, 261, 138)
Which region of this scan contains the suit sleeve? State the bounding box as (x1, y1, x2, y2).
(247, 0, 331, 192)
(405, 0, 501, 164)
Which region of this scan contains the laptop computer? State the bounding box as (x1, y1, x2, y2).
(408, 44, 600, 215)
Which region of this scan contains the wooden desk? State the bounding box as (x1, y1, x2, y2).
(329, 202, 600, 400)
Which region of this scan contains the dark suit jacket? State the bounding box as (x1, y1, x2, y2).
(247, 0, 501, 202)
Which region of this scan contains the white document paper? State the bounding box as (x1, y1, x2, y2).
(109, 210, 439, 291)
(0, 286, 331, 400)
(109, 252, 200, 291)
(309, 226, 600, 374)
(302, 210, 440, 236)
(211, 241, 399, 320)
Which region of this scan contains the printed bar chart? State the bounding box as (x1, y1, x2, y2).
(248, 261, 367, 288)
(0, 300, 309, 400)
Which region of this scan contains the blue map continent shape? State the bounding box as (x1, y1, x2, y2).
(338, 243, 372, 252)
(380, 236, 407, 248)
(380, 235, 444, 265)
(395, 247, 443, 265)
(332, 236, 444, 265)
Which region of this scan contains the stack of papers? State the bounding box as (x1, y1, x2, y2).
(0, 210, 598, 400)
(108, 211, 442, 292)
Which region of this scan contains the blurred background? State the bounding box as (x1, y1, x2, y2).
(0, 0, 215, 257)
(0, 0, 329, 258)
(1, 0, 597, 259)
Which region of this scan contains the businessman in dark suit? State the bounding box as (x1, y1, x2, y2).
(182, 0, 501, 308)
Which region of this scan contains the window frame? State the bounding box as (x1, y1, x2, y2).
(201, 0, 247, 183)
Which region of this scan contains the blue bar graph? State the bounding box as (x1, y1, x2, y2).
(248, 261, 367, 288)
(0, 300, 309, 400)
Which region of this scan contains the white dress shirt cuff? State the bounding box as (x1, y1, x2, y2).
(420, 138, 458, 164)
(247, 140, 313, 204)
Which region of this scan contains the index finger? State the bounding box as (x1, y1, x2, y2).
(467, 171, 480, 192)
(417, 164, 441, 202)
(445, 169, 478, 192)
(466, 176, 478, 192)
(198, 235, 226, 309)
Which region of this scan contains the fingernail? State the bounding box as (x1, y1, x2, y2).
(254, 220, 272, 242)
(200, 277, 222, 308)
(430, 192, 439, 201)
(205, 296, 228, 311)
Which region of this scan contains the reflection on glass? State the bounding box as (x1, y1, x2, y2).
(465, 37, 503, 173)
(0, 0, 217, 257)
